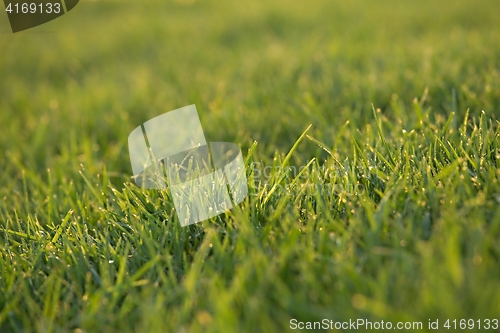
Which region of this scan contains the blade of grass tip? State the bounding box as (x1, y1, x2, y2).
(21, 169, 28, 208)
(261, 125, 312, 206)
(435, 136, 453, 161)
(245, 142, 259, 201)
(102, 166, 108, 203)
(434, 158, 462, 182)
(480, 110, 486, 157)
(419, 87, 429, 106)
(372, 105, 396, 167)
(244, 140, 259, 166)
(459, 145, 477, 171)
(333, 120, 350, 152)
(412, 98, 424, 126)
(306, 135, 342, 167)
(446, 140, 461, 160)
(289, 157, 316, 188)
(368, 145, 394, 174)
(51, 209, 73, 244)
(47, 168, 54, 221)
(442, 112, 455, 137)
(0, 229, 38, 241)
(281, 124, 312, 168)
(79, 165, 104, 205)
(350, 133, 371, 170)
(460, 109, 470, 150)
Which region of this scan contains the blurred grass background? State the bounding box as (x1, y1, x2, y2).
(1, 0, 499, 174)
(1, 0, 500, 332)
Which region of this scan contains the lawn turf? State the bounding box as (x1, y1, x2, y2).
(1, 0, 500, 332)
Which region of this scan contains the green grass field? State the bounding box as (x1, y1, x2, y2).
(1, 0, 500, 331)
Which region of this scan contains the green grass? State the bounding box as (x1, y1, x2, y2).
(1, 0, 500, 331)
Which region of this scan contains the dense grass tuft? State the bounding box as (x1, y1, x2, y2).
(1, 0, 500, 332)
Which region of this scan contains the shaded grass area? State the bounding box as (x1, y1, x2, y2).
(1, 0, 500, 331)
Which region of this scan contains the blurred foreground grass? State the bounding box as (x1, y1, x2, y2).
(1, 0, 500, 331)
